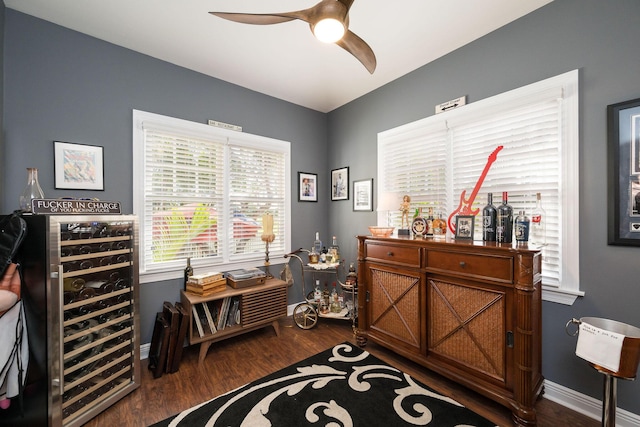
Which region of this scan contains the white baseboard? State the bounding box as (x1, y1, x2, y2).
(140, 342, 150, 360)
(544, 379, 640, 427)
(139, 306, 640, 425)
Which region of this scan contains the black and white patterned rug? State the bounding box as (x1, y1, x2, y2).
(151, 342, 497, 426)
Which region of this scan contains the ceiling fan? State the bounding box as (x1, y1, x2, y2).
(209, 0, 377, 74)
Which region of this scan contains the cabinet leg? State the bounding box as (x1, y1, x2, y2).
(355, 330, 368, 347)
(199, 341, 212, 365)
(272, 320, 280, 337)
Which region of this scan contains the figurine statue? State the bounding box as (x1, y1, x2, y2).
(400, 195, 411, 229)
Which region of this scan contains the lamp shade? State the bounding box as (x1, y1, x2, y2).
(313, 18, 345, 43)
(378, 192, 400, 212)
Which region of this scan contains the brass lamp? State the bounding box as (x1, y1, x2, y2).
(261, 212, 276, 278)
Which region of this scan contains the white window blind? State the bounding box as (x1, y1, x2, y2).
(133, 110, 291, 282)
(378, 70, 581, 304)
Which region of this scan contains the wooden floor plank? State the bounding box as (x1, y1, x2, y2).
(83, 317, 599, 427)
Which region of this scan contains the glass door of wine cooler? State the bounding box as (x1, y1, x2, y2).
(16, 214, 140, 427)
(56, 216, 140, 426)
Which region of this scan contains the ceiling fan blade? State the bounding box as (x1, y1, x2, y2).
(209, 11, 309, 25)
(336, 30, 377, 74)
(338, 0, 355, 12)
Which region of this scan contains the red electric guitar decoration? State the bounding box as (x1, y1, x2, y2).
(447, 145, 503, 234)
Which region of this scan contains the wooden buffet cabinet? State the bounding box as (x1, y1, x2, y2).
(356, 236, 543, 426)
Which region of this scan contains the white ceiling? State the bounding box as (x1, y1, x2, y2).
(5, 0, 552, 113)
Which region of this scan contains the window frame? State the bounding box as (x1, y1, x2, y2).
(132, 110, 291, 284)
(377, 70, 582, 304)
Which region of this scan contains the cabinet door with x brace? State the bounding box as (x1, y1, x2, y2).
(365, 263, 425, 354)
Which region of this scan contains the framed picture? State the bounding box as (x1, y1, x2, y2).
(54, 141, 104, 190)
(607, 97, 640, 246)
(353, 179, 373, 211)
(331, 166, 349, 201)
(298, 172, 318, 202)
(455, 215, 474, 240)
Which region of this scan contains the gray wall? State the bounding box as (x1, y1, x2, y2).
(326, 0, 640, 415)
(3, 0, 640, 417)
(2, 9, 328, 355)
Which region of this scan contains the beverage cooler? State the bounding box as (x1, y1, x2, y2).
(2, 214, 141, 427)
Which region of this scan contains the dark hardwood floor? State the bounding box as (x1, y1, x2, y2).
(84, 317, 599, 427)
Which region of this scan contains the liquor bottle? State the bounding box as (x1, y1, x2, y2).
(309, 246, 319, 264)
(514, 210, 530, 243)
(329, 236, 340, 264)
(322, 283, 330, 313)
(313, 232, 323, 255)
(330, 283, 340, 313)
(432, 213, 447, 238)
(482, 193, 497, 242)
(426, 207, 435, 237)
(345, 263, 358, 289)
(530, 192, 546, 246)
(184, 257, 193, 291)
(496, 192, 513, 243)
(313, 281, 322, 305)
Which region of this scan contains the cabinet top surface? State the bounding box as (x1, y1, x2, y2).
(357, 235, 541, 254)
(181, 278, 287, 303)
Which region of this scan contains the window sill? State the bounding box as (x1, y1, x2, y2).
(542, 286, 584, 305)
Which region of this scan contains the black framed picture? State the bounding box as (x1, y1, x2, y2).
(455, 215, 474, 240)
(353, 179, 373, 211)
(54, 141, 104, 190)
(331, 167, 349, 201)
(298, 172, 318, 202)
(607, 97, 640, 246)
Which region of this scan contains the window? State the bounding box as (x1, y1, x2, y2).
(378, 70, 581, 304)
(133, 110, 291, 283)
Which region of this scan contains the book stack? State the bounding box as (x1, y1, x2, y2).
(186, 271, 226, 296)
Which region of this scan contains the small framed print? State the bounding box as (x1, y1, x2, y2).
(54, 141, 104, 190)
(298, 172, 317, 202)
(455, 215, 475, 240)
(353, 179, 373, 211)
(331, 167, 349, 201)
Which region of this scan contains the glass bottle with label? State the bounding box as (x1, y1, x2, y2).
(482, 193, 497, 242)
(530, 192, 546, 246)
(514, 210, 530, 243)
(313, 280, 322, 305)
(426, 207, 435, 237)
(313, 232, 323, 255)
(329, 236, 340, 264)
(496, 192, 513, 243)
(432, 213, 447, 238)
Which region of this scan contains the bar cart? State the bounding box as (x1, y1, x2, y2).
(284, 248, 357, 331)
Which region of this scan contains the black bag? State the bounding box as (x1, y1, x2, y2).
(0, 211, 28, 278)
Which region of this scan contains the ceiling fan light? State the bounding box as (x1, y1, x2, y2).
(313, 18, 345, 43)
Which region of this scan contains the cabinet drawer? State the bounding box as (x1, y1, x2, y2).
(366, 243, 421, 267)
(426, 250, 513, 283)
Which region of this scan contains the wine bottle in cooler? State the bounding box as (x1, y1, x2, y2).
(530, 192, 546, 246)
(482, 193, 497, 241)
(496, 192, 513, 243)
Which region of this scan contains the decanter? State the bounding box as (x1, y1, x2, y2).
(19, 167, 45, 212)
